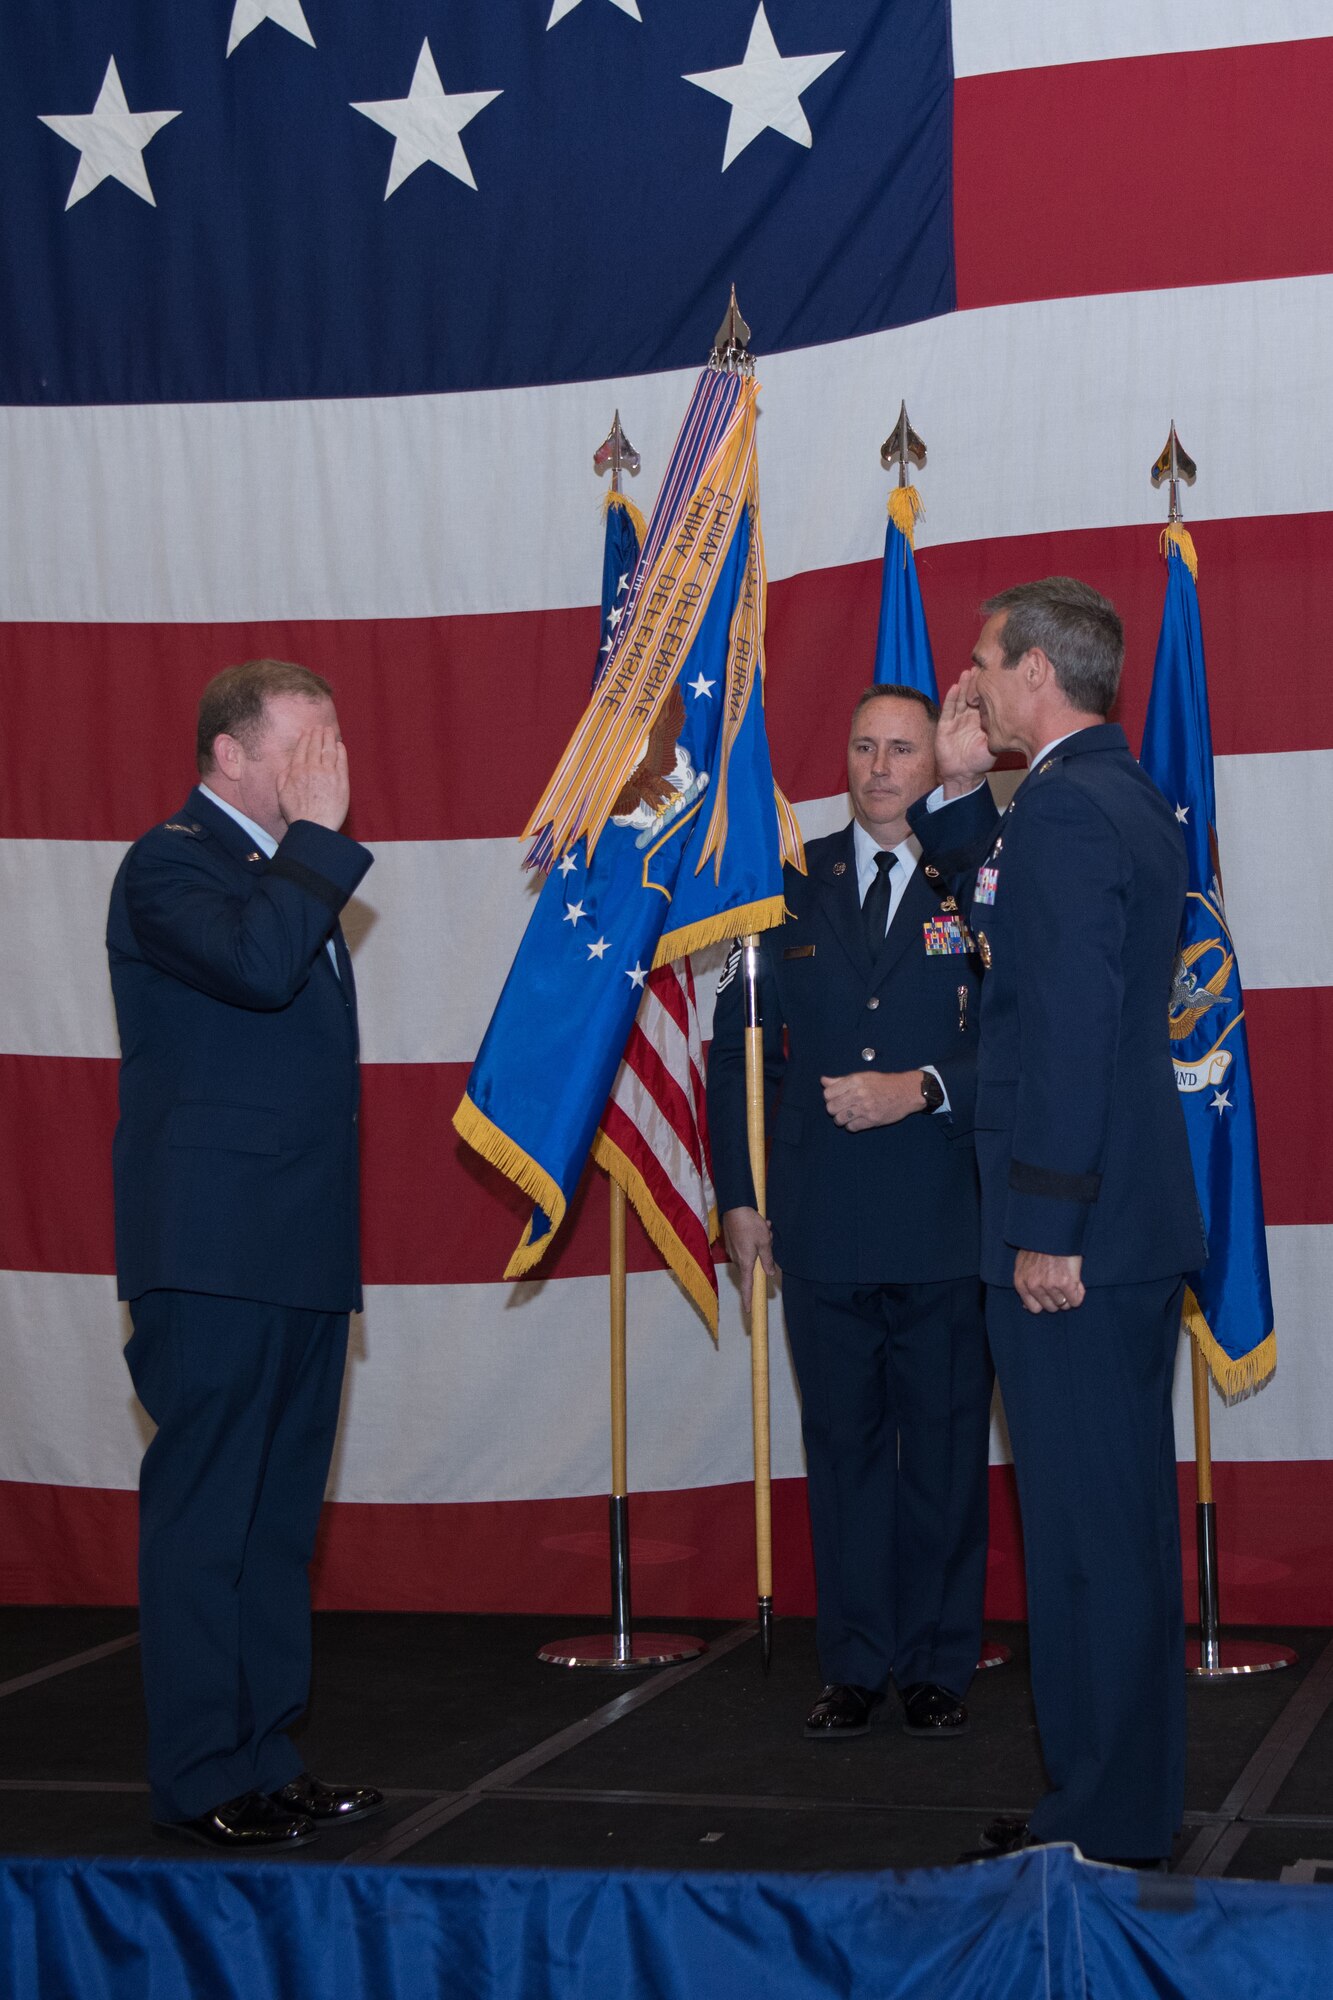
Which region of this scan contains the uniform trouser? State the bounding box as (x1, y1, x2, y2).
(987, 1277, 1186, 1860)
(124, 1289, 350, 1823)
(782, 1272, 992, 1699)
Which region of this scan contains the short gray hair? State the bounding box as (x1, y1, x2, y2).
(980, 577, 1123, 717)
(849, 682, 940, 731)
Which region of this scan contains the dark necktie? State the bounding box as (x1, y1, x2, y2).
(861, 849, 896, 959)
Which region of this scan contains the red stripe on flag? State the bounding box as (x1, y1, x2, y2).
(599, 1099, 714, 1275)
(3, 1461, 1331, 1624)
(2, 990, 1330, 1279)
(4, 518, 1333, 843)
(954, 40, 1333, 311)
(617, 1025, 705, 1178)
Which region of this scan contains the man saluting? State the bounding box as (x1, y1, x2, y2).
(911, 579, 1204, 1868)
(108, 659, 383, 1849)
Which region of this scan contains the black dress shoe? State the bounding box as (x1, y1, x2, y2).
(957, 1815, 1039, 1863)
(803, 1683, 885, 1739)
(899, 1682, 968, 1737)
(271, 1773, 385, 1825)
(154, 1790, 317, 1851)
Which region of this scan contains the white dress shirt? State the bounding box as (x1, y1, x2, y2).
(852, 818, 948, 1114)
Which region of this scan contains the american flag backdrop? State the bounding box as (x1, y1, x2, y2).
(2, 1, 1332, 1619)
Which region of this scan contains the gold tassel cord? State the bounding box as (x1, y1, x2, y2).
(591, 1132, 720, 1341)
(1185, 1288, 1276, 1402)
(602, 490, 648, 544)
(451, 1093, 567, 1280)
(1160, 520, 1199, 580)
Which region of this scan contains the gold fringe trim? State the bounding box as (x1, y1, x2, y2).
(887, 483, 924, 547)
(592, 1131, 719, 1341)
(1160, 521, 1199, 580)
(1184, 1287, 1276, 1402)
(452, 1092, 567, 1281)
(652, 894, 787, 969)
(602, 490, 648, 544)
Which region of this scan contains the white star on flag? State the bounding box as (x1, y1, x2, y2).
(587, 936, 611, 960)
(548, 0, 642, 27)
(684, 2, 843, 172)
(39, 57, 181, 211)
(556, 851, 579, 877)
(688, 672, 716, 699)
(563, 900, 586, 926)
(226, 0, 316, 57)
(352, 39, 502, 198)
(617, 572, 631, 593)
(607, 604, 624, 629)
(1211, 1088, 1233, 1114)
(1175, 803, 1190, 823)
(625, 962, 648, 989)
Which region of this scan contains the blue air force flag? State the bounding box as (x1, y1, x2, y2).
(1139, 525, 1275, 1395)
(872, 486, 938, 699)
(455, 365, 803, 1276)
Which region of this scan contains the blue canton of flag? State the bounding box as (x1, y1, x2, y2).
(1139, 526, 1276, 1396)
(872, 486, 938, 700)
(594, 495, 646, 693)
(456, 366, 803, 1276)
(0, 1, 953, 405)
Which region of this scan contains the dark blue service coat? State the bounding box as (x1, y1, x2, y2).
(707, 822, 983, 1284)
(908, 725, 1205, 1288)
(107, 786, 374, 1312)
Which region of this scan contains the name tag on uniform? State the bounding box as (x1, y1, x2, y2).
(923, 916, 969, 956)
(783, 944, 816, 959)
(974, 864, 999, 906)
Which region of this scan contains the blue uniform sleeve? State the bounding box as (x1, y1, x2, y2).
(705, 937, 786, 1214)
(907, 785, 1001, 916)
(1004, 783, 1126, 1255)
(123, 818, 373, 1011)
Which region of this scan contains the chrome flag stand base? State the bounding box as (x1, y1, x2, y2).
(538, 1493, 704, 1670)
(1187, 1635, 1295, 1678)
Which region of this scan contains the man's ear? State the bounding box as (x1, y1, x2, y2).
(1025, 648, 1053, 692)
(211, 733, 244, 782)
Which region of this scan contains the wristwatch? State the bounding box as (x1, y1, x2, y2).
(919, 1069, 945, 1114)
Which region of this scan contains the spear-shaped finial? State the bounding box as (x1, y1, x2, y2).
(1150, 422, 1197, 523)
(593, 410, 641, 495)
(710, 285, 754, 376)
(880, 401, 926, 488)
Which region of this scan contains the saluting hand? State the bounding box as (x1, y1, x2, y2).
(722, 1207, 777, 1317)
(821, 1071, 927, 1131)
(278, 725, 351, 833)
(936, 670, 995, 798)
(1014, 1249, 1086, 1315)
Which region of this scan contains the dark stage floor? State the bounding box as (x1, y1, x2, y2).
(1, 1609, 1330, 1881)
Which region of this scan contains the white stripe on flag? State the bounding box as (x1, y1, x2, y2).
(4, 753, 1328, 1060)
(7, 277, 1333, 621)
(951, 0, 1333, 77)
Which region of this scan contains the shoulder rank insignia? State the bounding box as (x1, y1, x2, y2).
(161, 820, 201, 836)
(1038, 758, 1055, 773)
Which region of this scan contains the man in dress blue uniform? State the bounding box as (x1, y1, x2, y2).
(107, 659, 384, 1850)
(910, 579, 1205, 1866)
(707, 686, 991, 1741)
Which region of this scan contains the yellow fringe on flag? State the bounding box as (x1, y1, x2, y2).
(1184, 1286, 1276, 1402)
(887, 483, 925, 548)
(651, 893, 787, 969)
(591, 1131, 719, 1341)
(1160, 521, 1199, 580)
(451, 1092, 567, 1281)
(602, 489, 647, 544)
